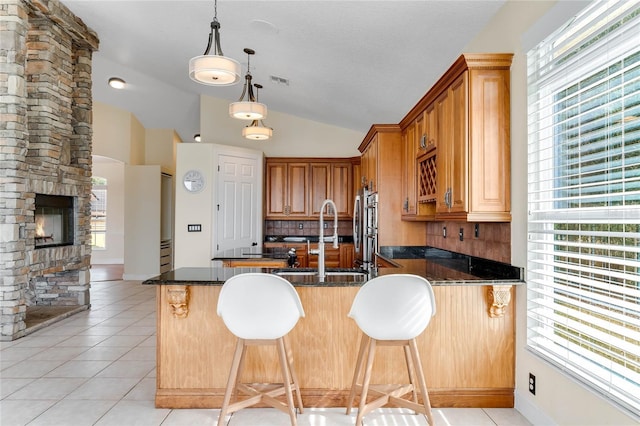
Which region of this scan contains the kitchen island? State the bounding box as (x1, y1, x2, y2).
(144, 249, 522, 409)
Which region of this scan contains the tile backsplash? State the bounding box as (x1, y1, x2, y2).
(426, 221, 511, 264)
(265, 220, 353, 238)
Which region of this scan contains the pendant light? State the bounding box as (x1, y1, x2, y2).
(242, 84, 273, 140)
(229, 48, 267, 120)
(189, 0, 240, 86)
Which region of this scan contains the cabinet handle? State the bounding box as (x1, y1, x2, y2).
(403, 197, 409, 212)
(420, 134, 427, 149)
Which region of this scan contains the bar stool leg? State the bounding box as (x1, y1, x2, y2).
(355, 338, 377, 426)
(346, 334, 369, 414)
(218, 339, 245, 426)
(283, 336, 304, 413)
(403, 344, 419, 411)
(409, 338, 434, 426)
(277, 337, 297, 425)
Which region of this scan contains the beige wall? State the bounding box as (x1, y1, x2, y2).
(92, 102, 179, 277)
(173, 143, 216, 268)
(91, 158, 125, 265)
(465, 1, 636, 424)
(200, 95, 363, 157)
(93, 102, 133, 163)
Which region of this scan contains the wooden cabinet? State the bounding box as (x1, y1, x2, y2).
(436, 75, 468, 215)
(340, 243, 355, 268)
(265, 161, 309, 218)
(287, 242, 353, 268)
(330, 162, 353, 218)
(266, 158, 354, 220)
(402, 114, 437, 221)
(401, 121, 418, 216)
(263, 242, 308, 267)
(359, 125, 427, 246)
(310, 163, 331, 216)
(399, 53, 513, 222)
(360, 135, 378, 192)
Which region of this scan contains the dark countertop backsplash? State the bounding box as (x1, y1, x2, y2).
(379, 246, 522, 281)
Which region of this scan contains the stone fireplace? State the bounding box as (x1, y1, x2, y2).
(34, 194, 75, 248)
(0, 0, 99, 340)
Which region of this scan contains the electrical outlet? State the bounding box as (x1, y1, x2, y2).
(298, 223, 303, 229)
(529, 373, 536, 395)
(324, 223, 328, 229)
(443, 226, 447, 238)
(474, 223, 479, 238)
(459, 228, 464, 241)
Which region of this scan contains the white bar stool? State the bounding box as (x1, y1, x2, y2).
(346, 274, 436, 426)
(216, 273, 305, 426)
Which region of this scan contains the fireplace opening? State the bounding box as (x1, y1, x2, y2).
(35, 194, 75, 248)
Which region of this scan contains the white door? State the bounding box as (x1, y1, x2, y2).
(216, 154, 260, 252)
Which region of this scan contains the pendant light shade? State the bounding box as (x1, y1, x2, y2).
(189, 0, 240, 86)
(243, 120, 273, 140)
(229, 48, 267, 120)
(189, 55, 240, 86)
(242, 84, 273, 140)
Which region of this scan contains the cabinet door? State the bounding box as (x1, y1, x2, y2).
(287, 163, 309, 217)
(449, 73, 468, 213)
(425, 103, 437, 150)
(265, 162, 287, 217)
(331, 162, 353, 218)
(402, 121, 417, 216)
(340, 243, 355, 268)
(310, 163, 331, 216)
(435, 89, 452, 214)
(362, 136, 378, 192)
(415, 113, 426, 157)
(435, 72, 468, 215)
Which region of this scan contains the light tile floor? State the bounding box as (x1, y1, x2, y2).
(1, 279, 532, 426)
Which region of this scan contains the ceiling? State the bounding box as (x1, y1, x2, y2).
(61, 1, 506, 142)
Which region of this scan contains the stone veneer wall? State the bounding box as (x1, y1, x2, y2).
(0, 0, 98, 340)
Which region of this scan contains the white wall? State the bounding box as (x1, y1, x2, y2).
(91, 158, 125, 265)
(200, 95, 364, 157)
(123, 165, 161, 280)
(465, 1, 637, 424)
(174, 143, 264, 268)
(174, 143, 216, 268)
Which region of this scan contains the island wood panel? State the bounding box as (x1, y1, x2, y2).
(155, 284, 514, 408)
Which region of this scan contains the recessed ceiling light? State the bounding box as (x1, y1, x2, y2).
(108, 77, 126, 89)
(193, 134, 201, 142)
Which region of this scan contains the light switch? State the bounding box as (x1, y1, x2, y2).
(187, 224, 202, 232)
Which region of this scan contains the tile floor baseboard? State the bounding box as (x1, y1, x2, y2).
(1, 279, 531, 426)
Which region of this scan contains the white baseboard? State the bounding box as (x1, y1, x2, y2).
(122, 273, 155, 281)
(515, 389, 557, 426)
(91, 259, 124, 265)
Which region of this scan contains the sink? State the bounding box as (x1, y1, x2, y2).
(272, 268, 368, 278)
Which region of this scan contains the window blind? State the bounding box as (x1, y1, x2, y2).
(527, 0, 640, 416)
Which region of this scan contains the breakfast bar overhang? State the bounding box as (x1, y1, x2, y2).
(144, 252, 522, 410)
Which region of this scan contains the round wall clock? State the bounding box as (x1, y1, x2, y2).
(183, 169, 205, 193)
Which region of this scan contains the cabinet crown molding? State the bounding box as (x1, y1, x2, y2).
(399, 53, 513, 129)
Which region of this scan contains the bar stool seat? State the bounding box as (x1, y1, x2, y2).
(216, 273, 305, 426)
(346, 274, 436, 426)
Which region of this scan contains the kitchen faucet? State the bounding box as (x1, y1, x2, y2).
(308, 199, 339, 281)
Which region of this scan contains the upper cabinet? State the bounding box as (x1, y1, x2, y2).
(265, 161, 309, 218)
(265, 158, 355, 220)
(400, 53, 513, 222)
(359, 125, 427, 246)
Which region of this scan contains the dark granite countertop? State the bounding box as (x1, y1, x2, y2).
(213, 246, 289, 261)
(146, 246, 523, 287)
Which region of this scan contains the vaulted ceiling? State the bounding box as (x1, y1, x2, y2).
(62, 1, 506, 141)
